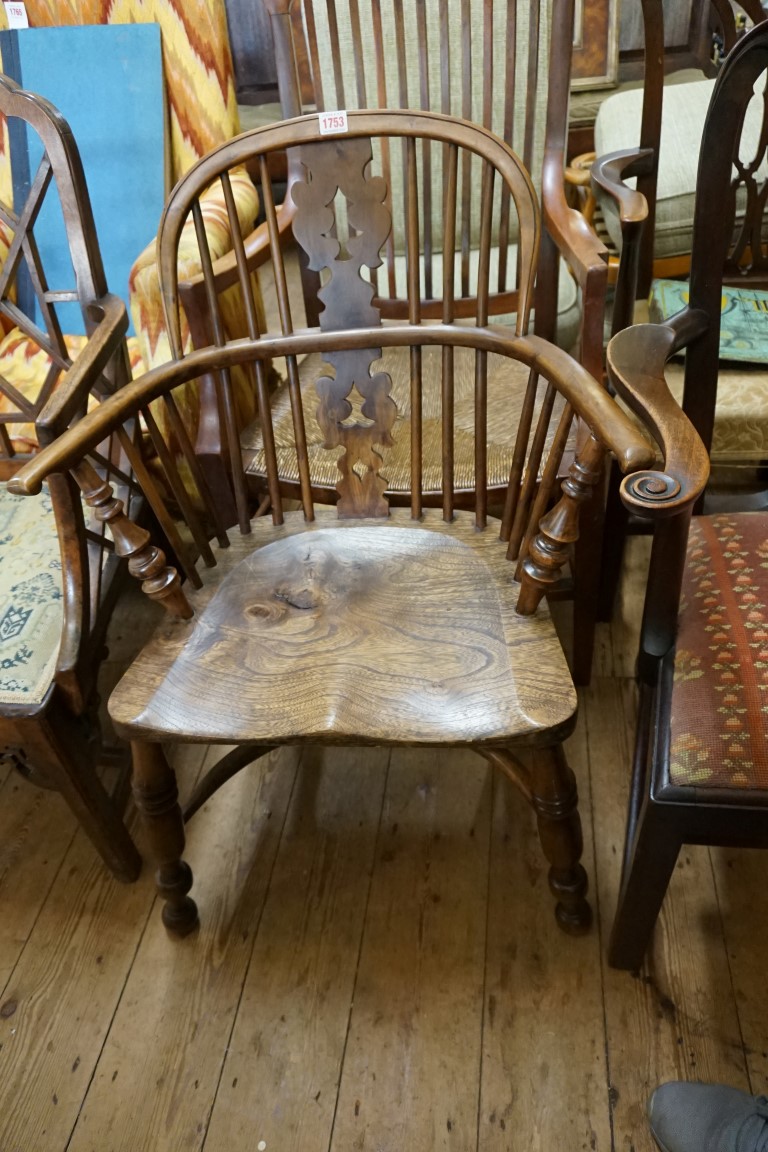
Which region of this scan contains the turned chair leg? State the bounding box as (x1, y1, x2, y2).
(131, 740, 199, 936)
(529, 744, 592, 934)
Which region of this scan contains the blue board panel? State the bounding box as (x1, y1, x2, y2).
(0, 24, 166, 336)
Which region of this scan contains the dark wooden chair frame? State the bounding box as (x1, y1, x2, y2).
(591, 0, 768, 337)
(0, 76, 140, 882)
(604, 20, 768, 970)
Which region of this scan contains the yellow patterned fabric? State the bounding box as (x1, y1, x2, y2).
(4, 0, 264, 448)
(129, 170, 261, 437)
(0, 332, 143, 451)
(664, 361, 768, 463)
(1, 0, 241, 183)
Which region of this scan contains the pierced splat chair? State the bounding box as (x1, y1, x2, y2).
(9, 110, 677, 936)
(605, 20, 768, 969)
(0, 76, 140, 880)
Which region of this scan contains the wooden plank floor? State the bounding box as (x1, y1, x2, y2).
(1, 537, 767, 1152)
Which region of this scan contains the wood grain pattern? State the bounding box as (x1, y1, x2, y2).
(329, 748, 491, 1151)
(479, 722, 610, 1152)
(3, 548, 768, 1150)
(710, 846, 768, 1089)
(586, 679, 750, 1151)
(66, 746, 300, 1152)
(108, 509, 576, 747)
(0, 821, 155, 1152)
(0, 775, 78, 988)
(203, 745, 389, 1152)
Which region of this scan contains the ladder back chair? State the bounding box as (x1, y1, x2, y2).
(9, 110, 670, 938)
(246, 0, 613, 685)
(0, 75, 140, 881)
(606, 20, 768, 969)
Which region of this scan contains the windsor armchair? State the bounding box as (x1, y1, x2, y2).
(8, 110, 676, 937)
(0, 75, 140, 880)
(605, 20, 768, 969)
(239, 0, 615, 686)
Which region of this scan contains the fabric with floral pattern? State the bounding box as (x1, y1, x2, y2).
(670, 513, 768, 790)
(0, 486, 62, 706)
(0, 333, 143, 453)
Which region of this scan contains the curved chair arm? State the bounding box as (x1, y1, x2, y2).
(591, 147, 655, 335)
(606, 312, 711, 520)
(542, 147, 610, 285)
(35, 293, 129, 446)
(10, 324, 659, 499)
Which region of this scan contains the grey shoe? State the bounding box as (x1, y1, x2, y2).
(648, 1082, 768, 1152)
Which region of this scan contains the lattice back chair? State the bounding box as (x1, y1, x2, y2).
(0, 75, 141, 880)
(605, 20, 768, 969)
(8, 110, 664, 937)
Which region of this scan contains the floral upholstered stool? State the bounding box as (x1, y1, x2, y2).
(609, 511, 768, 969)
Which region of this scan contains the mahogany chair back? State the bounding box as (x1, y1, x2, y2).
(591, 0, 768, 332)
(0, 75, 140, 882)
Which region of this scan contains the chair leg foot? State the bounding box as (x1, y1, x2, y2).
(530, 744, 592, 933)
(158, 860, 199, 936)
(550, 863, 592, 934)
(131, 740, 198, 934)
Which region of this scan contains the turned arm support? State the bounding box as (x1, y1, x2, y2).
(516, 313, 711, 618)
(71, 459, 192, 620)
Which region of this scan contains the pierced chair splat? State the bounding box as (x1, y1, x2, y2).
(10, 110, 664, 940)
